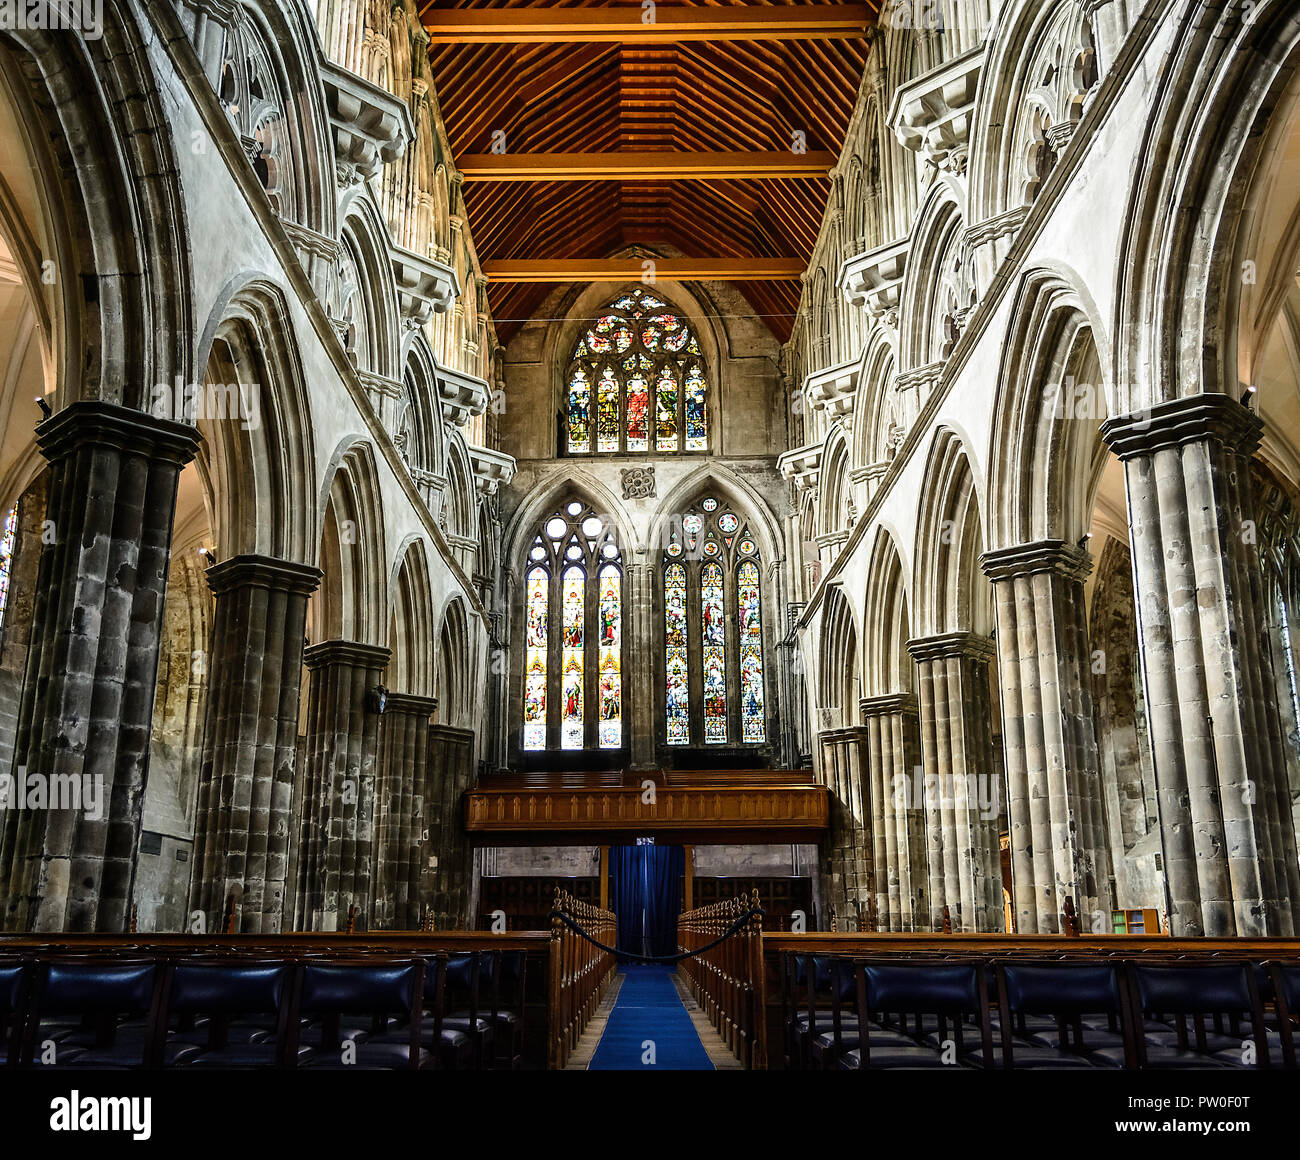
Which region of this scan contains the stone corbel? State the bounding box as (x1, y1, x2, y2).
(777, 441, 824, 493)
(322, 61, 413, 183)
(467, 444, 517, 497)
(805, 358, 861, 419)
(391, 243, 458, 326)
(840, 236, 910, 323)
(435, 361, 489, 427)
(887, 45, 984, 176)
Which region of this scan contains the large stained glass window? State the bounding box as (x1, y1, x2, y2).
(661, 496, 767, 747)
(520, 500, 624, 752)
(565, 288, 707, 455)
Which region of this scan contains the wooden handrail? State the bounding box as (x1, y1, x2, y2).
(548, 888, 617, 1069)
(677, 889, 766, 1068)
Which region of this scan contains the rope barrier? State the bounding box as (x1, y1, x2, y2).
(548, 906, 764, 965)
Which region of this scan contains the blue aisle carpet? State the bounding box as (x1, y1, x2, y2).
(587, 965, 715, 1071)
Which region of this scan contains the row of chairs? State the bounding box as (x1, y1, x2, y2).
(0, 949, 529, 1070)
(780, 954, 1300, 1070)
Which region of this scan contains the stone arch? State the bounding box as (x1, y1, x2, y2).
(988, 265, 1112, 550)
(852, 331, 899, 471)
(913, 427, 993, 638)
(215, 0, 333, 235)
(192, 279, 317, 564)
(1115, 0, 1300, 413)
(819, 584, 861, 728)
(818, 424, 854, 539)
(862, 525, 913, 699)
(0, 12, 193, 409)
(397, 335, 445, 482)
(442, 430, 477, 543)
(336, 193, 402, 379)
(435, 594, 473, 729)
(502, 468, 638, 571)
(649, 462, 784, 569)
(897, 180, 970, 371)
(314, 438, 387, 646)
(969, 0, 1102, 223)
(388, 535, 436, 699)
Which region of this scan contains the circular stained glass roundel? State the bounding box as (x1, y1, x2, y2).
(701, 498, 718, 512)
(683, 514, 704, 535)
(667, 543, 683, 557)
(601, 542, 620, 559)
(565, 544, 583, 561)
(581, 516, 604, 538)
(566, 502, 583, 517)
(718, 513, 739, 534)
(738, 538, 756, 555)
(703, 540, 720, 556)
(545, 517, 567, 539)
(529, 545, 546, 562)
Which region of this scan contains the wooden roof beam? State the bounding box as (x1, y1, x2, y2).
(482, 258, 806, 282)
(423, 4, 876, 44)
(460, 150, 836, 181)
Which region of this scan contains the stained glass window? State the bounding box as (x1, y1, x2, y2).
(737, 559, 766, 743)
(0, 506, 15, 631)
(523, 566, 548, 750)
(567, 367, 591, 454)
(701, 561, 727, 743)
(560, 565, 585, 749)
(665, 561, 689, 745)
(660, 496, 766, 749)
(520, 502, 624, 753)
(598, 565, 622, 748)
(564, 288, 707, 455)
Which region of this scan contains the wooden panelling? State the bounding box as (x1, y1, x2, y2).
(479, 875, 600, 930)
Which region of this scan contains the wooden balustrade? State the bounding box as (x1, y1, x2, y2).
(548, 888, 618, 1068)
(677, 889, 766, 1068)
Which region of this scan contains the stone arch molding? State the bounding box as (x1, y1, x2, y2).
(315, 435, 388, 646)
(648, 463, 784, 570)
(503, 469, 638, 571)
(989, 263, 1112, 551)
(193, 276, 318, 565)
(1115, 0, 1300, 414)
(969, 0, 1104, 223)
(0, 8, 193, 409)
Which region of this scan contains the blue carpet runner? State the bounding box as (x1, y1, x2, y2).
(587, 965, 715, 1070)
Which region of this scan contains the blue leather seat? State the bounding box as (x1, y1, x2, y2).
(24, 959, 162, 1068)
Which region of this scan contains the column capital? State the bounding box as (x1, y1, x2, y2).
(906, 631, 996, 664)
(37, 399, 202, 467)
(1100, 392, 1262, 461)
(205, 554, 323, 597)
(859, 693, 918, 719)
(303, 640, 392, 671)
(818, 724, 870, 744)
(980, 540, 1093, 583)
(385, 692, 438, 718)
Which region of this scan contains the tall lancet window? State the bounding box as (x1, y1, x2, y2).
(661, 495, 767, 746)
(565, 288, 708, 456)
(520, 500, 624, 751)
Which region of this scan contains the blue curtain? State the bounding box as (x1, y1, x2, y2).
(609, 844, 685, 958)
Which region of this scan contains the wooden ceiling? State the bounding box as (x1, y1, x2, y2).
(419, 1, 876, 344)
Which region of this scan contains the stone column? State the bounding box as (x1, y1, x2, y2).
(372, 693, 436, 930)
(981, 541, 1109, 933)
(0, 402, 199, 932)
(293, 640, 390, 931)
(907, 633, 1003, 932)
(817, 726, 871, 927)
(188, 555, 320, 933)
(1102, 394, 1300, 936)
(425, 723, 476, 927)
(860, 694, 927, 931)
